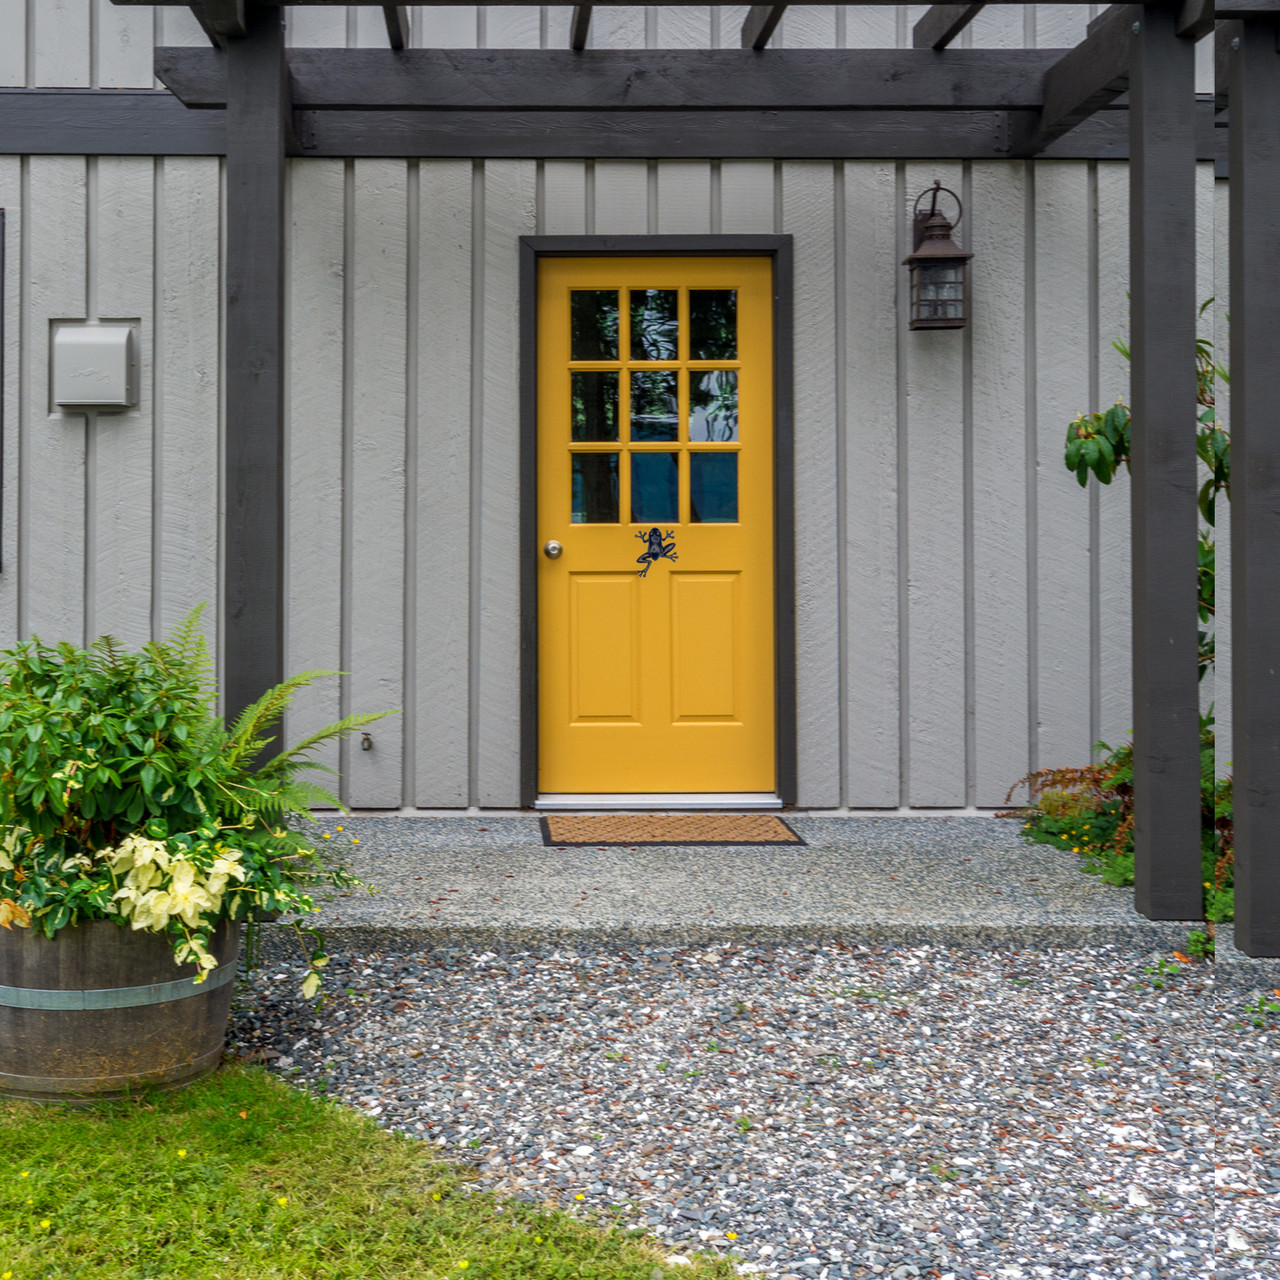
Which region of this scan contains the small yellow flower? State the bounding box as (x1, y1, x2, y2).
(1204, 881, 1211, 889)
(432, 1192, 442, 1201)
(352, 838, 360, 844)
(4, 1268, 14, 1277)
(20, 1171, 28, 1177)
(177, 1149, 187, 1158)
(336, 826, 344, 832)
(40, 1219, 51, 1229)
(575, 1193, 584, 1201)
(277, 1197, 289, 1207)
(534, 1236, 543, 1244)
(726, 1232, 738, 1240)
(458, 1263, 469, 1271)
(323, 833, 332, 839)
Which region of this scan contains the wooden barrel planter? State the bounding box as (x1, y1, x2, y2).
(0, 919, 241, 1103)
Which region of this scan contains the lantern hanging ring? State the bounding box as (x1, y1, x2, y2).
(912, 179, 963, 229)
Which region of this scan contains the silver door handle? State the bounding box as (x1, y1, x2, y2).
(543, 540, 563, 559)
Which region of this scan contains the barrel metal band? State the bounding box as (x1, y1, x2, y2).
(0, 958, 237, 1010)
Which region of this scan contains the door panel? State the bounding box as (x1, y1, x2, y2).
(538, 256, 774, 795)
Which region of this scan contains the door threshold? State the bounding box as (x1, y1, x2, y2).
(535, 793, 783, 812)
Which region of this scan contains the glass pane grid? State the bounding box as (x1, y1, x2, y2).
(566, 283, 742, 526)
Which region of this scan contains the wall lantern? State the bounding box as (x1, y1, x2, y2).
(904, 181, 973, 330)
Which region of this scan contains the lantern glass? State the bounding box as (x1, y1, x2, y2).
(911, 260, 967, 326)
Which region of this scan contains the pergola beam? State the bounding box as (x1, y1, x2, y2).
(741, 5, 788, 48)
(570, 5, 592, 50)
(1010, 2, 1136, 155)
(383, 5, 409, 49)
(222, 2, 287, 729)
(186, 0, 245, 44)
(1129, 2, 1202, 922)
(1227, 18, 1280, 957)
(154, 46, 1067, 110)
(1175, 0, 1214, 39)
(913, 3, 986, 50)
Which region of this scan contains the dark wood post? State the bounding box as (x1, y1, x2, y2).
(223, 3, 287, 723)
(1128, 3, 1202, 920)
(1228, 19, 1280, 957)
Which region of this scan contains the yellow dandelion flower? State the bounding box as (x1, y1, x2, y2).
(20, 1171, 28, 1178)
(40, 1219, 51, 1229)
(4, 1269, 13, 1278)
(352, 838, 360, 844)
(277, 1197, 289, 1207)
(575, 1193, 585, 1201)
(323, 833, 332, 839)
(177, 1149, 187, 1158)
(336, 826, 344, 832)
(458, 1263, 469, 1271)
(726, 1231, 738, 1240)
(432, 1192, 442, 1201)
(535, 1236, 543, 1244)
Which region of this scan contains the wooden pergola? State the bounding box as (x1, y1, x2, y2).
(106, 0, 1280, 957)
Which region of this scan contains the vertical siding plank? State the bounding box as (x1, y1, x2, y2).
(904, 159, 966, 806)
(286, 8, 349, 47)
(776, 4, 837, 48)
(719, 162, 775, 234)
(476, 160, 536, 806)
(843, 4, 897, 47)
(1212, 176, 1230, 777)
(593, 162, 649, 235)
(347, 159, 408, 807)
(656, 163, 711, 234)
(541, 161, 586, 235)
(415, 6, 479, 47)
(1031, 5, 1088, 47)
(485, 6, 541, 47)
(0, 159, 20, 645)
(284, 159, 346, 780)
(842, 161, 900, 806)
(970, 161, 1030, 805)
(965, 5, 1023, 49)
(34, 0, 90, 86)
(24, 158, 87, 643)
(1195, 161, 1215, 723)
(154, 157, 220, 650)
(91, 156, 153, 649)
(95, 0, 154, 88)
(783, 161, 840, 807)
(590, 6, 646, 48)
(1035, 161, 1093, 770)
(415, 160, 473, 806)
(655, 7, 711, 47)
(1096, 162, 1132, 751)
(158, 6, 209, 47)
(0, 0, 25, 86)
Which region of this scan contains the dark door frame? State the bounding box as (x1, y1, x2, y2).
(518, 234, 796, 808)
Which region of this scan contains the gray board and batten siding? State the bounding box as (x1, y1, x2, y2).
(0, 4, 1224, 810)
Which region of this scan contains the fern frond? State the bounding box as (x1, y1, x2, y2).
(224, 670, 341, 766)
(256, 709, 396, 777)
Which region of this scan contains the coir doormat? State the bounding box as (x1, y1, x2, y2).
(540, 814, 805, 847)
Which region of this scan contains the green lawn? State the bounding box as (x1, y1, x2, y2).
(0, 1065, 733, 1280)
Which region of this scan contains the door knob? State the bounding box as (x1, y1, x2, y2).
(543, 540, 563, 559)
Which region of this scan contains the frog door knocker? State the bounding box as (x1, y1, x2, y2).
(635, 527, 678, 578)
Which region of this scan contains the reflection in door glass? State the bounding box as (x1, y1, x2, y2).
(571, 371, 619, 441)
(630, 370, 679, 441)
(630, 289, 678, 361)
(570, 290, 619, 360)
(690, 452, 738, 523)
(631, 452, 679, 524)
(572, 453, 619, 523)
(689, 370, 738, 441)
(690, 290, 737, 359)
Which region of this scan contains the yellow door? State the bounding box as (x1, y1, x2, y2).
(537, 256, 775, 794)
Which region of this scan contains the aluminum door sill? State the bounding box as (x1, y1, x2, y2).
(535, 793, 783, 811)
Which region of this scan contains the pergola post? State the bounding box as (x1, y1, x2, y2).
(223, 2, 287, 722)
(1128, 3, 1202, 920)
(1228, 18, 1280, 957)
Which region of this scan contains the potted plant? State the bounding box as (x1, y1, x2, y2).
(0, 608, 388, 1101)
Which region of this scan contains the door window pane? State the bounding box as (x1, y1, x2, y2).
(571, 371, 619, 441)
(690, 453, 738, 523)
(689, 369, 738, 441)
(570, 290, 619, 360)
(631, 452, 679, 524)
(630, 370, 679, 441)
(572, 453, 619, 523)
(690, 290, 736, 359)
(630, 289, 678, 361)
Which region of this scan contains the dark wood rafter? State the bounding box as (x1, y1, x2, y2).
(741, 6, 787, 50)
(187, 0, 245, 44)
(222, 2, 288, 728)
(1175, 0, 1214, 39)
(1129, 2, 1202, 922)
(382, 5, 410, 49)
(570, 5, 592, 51)
(1010, 2, 1137, 156)
(913, 3, 986, 50)
(1226, 18, 1280, 957)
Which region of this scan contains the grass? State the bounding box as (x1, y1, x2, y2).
(0, 1064, 735, 1280)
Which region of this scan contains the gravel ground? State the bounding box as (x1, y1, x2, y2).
(229, 941, 1279, 1280)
